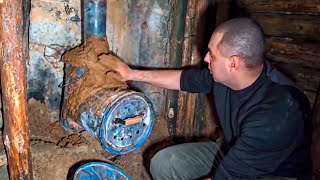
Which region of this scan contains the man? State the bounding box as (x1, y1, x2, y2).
(100, 18, 312, 179)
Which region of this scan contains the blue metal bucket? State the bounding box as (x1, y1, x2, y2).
(73, 162, 130, 180)
(61, 65, 155, 155)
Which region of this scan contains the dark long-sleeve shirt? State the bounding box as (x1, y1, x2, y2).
(180, 62, 312, 179)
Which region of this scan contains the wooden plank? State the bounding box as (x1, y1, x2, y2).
(250, 13, 320, 41)
(193, 0, 213, 58)
(0, 0, 33, 179)
(265, 37, 320, 69)
(191, 0, 218, 138)
(238, 0, 320, 15)
(176, 0, 197, 137)
(165, 0, 187, 136)
(183, 93, 197, 137)
(271, 61, 320, 92)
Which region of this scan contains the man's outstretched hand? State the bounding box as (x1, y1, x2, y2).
(99, 53, 182, 90)
(99, 54, 134, 81)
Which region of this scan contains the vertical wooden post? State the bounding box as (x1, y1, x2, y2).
(166, 0, 188, 136)
(0, 0, 33, 179)
(176, 0, 197, 137)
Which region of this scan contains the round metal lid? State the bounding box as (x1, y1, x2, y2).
(73, 162, 130, 180)
(99, 92, 154, 155)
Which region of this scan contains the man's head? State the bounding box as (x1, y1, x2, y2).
(204, 18, 265, 87)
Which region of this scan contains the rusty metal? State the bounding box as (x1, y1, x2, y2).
(107, 0, 172, 115)
(0, 0, 33, 179)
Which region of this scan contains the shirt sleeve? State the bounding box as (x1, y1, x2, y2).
(180, 68, 215, 93)
(213, 93, 305, 180)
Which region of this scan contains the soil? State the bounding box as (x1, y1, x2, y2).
(0, 98, 170, 180)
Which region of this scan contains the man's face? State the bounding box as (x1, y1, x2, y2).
(204, 32, 230, 84)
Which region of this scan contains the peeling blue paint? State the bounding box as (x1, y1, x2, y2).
(80, 109, 102, 137)
(30, 21, 80, 46)
(28, 0, 81, 120)
(27, 52, 63, 110)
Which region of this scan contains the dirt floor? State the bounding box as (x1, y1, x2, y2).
(0, 98, 171, 180)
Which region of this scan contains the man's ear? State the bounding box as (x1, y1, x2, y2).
(227, 55, 241, 72)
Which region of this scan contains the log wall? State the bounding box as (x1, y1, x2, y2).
(174, 1, 320, 177)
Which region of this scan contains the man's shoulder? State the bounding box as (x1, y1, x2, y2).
(260, 81, 307, 111)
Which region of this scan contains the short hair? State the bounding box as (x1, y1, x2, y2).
(215, 18, 265, 68)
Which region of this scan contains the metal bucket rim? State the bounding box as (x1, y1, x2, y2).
(73, 161, 130, 180)
(99, 91, 155, 155)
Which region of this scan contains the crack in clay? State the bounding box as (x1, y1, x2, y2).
(62, 36, 128, 120)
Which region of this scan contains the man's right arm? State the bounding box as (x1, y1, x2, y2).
(129, 70, 182, 90)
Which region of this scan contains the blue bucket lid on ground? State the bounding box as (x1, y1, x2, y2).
(73, 162, 130, 180)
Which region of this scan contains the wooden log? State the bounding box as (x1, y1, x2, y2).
(238, 0, 320, 15)
(250, 13, 320, 41)
(195, 0, 222, 138)
(176, 0, 197, 137)
(0, 0, 33, 179)
(183, 93, 197, 137)
(165, 0, 187, 136)
(265, 37, 320, 69)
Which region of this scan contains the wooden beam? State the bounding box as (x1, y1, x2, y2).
(165, 0, 187, 136)
(193, 0, 220, 138)
(0, 0, 32, 179)
(238, 0, 320, 15)
(250, 13, 320, 41)
(265, 37, 320, 69)
(176, 0, 197, 137)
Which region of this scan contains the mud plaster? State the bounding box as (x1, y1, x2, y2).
(62, 36, 128, 119)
